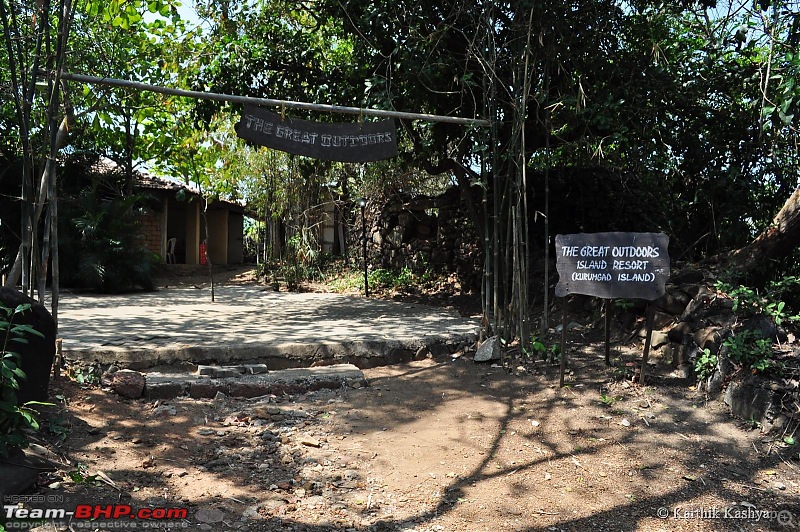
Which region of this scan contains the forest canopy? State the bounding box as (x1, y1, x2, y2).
(1, 0, 798, 331)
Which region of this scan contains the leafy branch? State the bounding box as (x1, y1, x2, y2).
(0, 303, 47, 458)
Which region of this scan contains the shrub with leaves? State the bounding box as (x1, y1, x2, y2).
(0, 303, 47, 457)
(59, 185, 157, 293)
(715, 278, 800, 327)
(722, 329, 779, 375)
(694, 348, 718, 381)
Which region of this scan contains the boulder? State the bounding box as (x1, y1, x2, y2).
(0, 447, 57, 499)
(649, 330, 670, 349)
(654, 290, 691, 316)
(706, 313, 737, 329)
(670, 268, 705, 285)
(387, 226, 405, 248)
(0, 288, 56, 404)
(706, 351, 734, 397)
(724, 375, 778, 425)
(743, 314, 781, 342)
(109, 369, 145, 399)
(680, 285, 716, 320)
(662, 342, 687, 367)
(668, 322, 693, 343)
(416, 223, 433, 237)
(474, 336, 501, 362)
(694, 327, 723, 353)
(653, 310, 675, 330)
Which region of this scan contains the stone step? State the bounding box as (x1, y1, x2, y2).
(196, 363, 269, 377)
(143, 364, 367, 400)
(64, 336, 472, 371)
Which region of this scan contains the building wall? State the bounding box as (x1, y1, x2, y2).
(227, 212, 244, 264)
(371, 187, 482, 293)
(138, 210, 163, 258)
(206, 208, 229, 265)
(321, 201, 336, 254)
(166, 200, 185, 260)
(137, 188, 244, 265)
(185, 201, 201, 265)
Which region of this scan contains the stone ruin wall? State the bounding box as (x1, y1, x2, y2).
(367, 188, 482, 292)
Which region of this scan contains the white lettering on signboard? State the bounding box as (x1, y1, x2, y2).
(555, 232, 670, 300)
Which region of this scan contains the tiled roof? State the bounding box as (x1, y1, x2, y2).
(136, 172, 187, 192)
(92, 157, 196, 194)
(92, 157, 246, 213)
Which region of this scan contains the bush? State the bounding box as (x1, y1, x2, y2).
(369, 267, 414, 290)
(0, 303, 47, 457)
(722, 329, 779, 375)
(715, 277, 800, 327)
(60, 186, 157, 293)
(694, 348, 718, 380)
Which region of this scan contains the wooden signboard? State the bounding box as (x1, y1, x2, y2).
(555, 232, 670, 301)
(555, 232, 670, 386)
(235, 104, 398, 162)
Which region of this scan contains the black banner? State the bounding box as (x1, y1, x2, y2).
(555, 232, 670, 300)
(235, 104, 398, 162)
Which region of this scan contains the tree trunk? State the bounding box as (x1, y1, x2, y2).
(201, 197, 215, 303)
(3, 114, 74, 289)
(725, 186, 800, 276)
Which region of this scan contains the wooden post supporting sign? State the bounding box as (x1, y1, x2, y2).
(559, 304, 568, 388)
(639, 305, 656, 385)
(604, 300, 611, 366)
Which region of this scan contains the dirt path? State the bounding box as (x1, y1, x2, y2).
(23, 344, 800, 532)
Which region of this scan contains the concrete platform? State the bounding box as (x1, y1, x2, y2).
(57, 286, 478, 370)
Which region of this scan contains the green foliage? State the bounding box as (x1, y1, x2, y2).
(745, 418, 762, 430)
(324, 264, 367, 293)
(369, 267, 414, 290)
(694, 348, 718, 381)
(256, 245, 338, 292)
(0, 303, 46, 458)
(320, 266, 405, 293)
(715, 277, 800, 326)
(47, 415, 70, 442)
(84, 0, 177, 28)
(280, 233, 326, 291)
(65, 463, 102, 484)
(5, 0, 800, 353)
(59, 173, 157, 293)
(302, 259, 442, 295)
(522, 334, 560, 363)
(722, 330, 779, 374)
(613, 299, 634, 311)
(599, 394, 622, 407)
(612, 363, 636, 381)
(67, 364, 102, 386)
(286, 233, 319, 268)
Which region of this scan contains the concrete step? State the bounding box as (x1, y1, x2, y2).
(143, 363, 367, 400)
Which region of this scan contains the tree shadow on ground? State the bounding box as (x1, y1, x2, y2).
(24, 341, 800, 532)
(55, 287, 476, 359)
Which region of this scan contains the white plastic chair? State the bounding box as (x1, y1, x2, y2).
(166, 237, 177, 264)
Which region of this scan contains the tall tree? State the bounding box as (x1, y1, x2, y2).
(1, 0, 75, 303)
(5, 0, 796, 340)
(1, 0, 181, 322)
